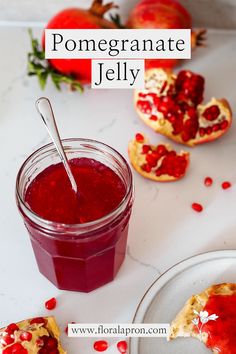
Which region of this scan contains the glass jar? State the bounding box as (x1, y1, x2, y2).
(16, 138, 134, 292)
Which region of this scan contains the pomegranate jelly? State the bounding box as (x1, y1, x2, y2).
(25, 158, 126, 224)
(16, 139, 133, 292)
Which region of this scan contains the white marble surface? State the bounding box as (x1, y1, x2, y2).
(1, 0, 236, 28)
(0, 27, 236, 354)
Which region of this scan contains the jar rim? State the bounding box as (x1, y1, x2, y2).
(16, 138, 133, 233)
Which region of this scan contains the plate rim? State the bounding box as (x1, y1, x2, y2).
(130, 249, 236, 354)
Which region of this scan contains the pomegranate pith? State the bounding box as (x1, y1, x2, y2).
(129, 133, 189, 182)
(135, 69, 232, 146)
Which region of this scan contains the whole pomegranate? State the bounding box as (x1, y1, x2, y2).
(127, 0, 205, 70)
(43, 0, 117, 84)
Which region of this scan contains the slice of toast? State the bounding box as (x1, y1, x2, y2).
(169, 283, 236, 353)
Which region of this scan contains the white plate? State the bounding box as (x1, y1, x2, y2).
(130, 250, 236, 354)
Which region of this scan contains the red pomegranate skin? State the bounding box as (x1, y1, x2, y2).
(43, 3, 117, 84)
(127, 0, 192, 69)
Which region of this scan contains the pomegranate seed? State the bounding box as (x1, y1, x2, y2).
(40, 336, 48, 345)
(36, 338, 44, 347)
(206, 126, 212, 135)
(168, 151, 176, 157)
(191, 203, 203, 212)
(212, 123, 220, 132)
(181, 130, 191, 141)
(220, 120, 229, 130)
(45, 297, 57, 310)
(2, 334, 14, 346)
(153, 96, 160, 107)
(222, 181, 232, 190)
(45, 337, 58, 349)
(149, 114, 157, 121)
(64, 321, 76, 335)
(199, 128, 205, 137)
(38, 349, 48, 354)
(10, 343, 25, 352)
(135, 133, 144, 143)
(204, 177, 213, 187)
(167, 84, 174, 95)
(160, 80, 167, 94)
(137, 100, 152, 114)
(2, 348, 12, 354)
(173, 121, 184, 135)
(30, 317, 46, 325)
(173, 168, 182, 178)
(142, 144, 150, 154)
(156, 145, 167, 156)
(138, 92, 147, 98)
(117, 340, 128, 353)
(5, 323, 19, 334)
(187, 107, 197, 119)
(146, 153, 158, 167)
(167, 114, 176, 123)
(176, 70, 204, 105)
(141, 164, 152, 173)
(147, 92, 157, 99)
(20, 331, 32, 342)
(202, 105, 220, 121)
(155, 168, 163, 177)
(14, 348, 28, 354)
(93, 340, 108, 352)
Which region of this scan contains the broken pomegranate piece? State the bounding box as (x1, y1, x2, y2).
(0, 317, 66, 354)
(134, 69, 232, 146)
(128, 133, 189, 182)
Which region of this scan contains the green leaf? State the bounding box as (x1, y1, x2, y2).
(38, 71, 49, 89)
(27, 28, 83, 92)
(51, 72, 62, 90)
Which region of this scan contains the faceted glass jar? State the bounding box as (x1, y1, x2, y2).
(16, 139, 134, 292)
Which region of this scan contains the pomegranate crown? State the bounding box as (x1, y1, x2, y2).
(90, 0, 118, 17)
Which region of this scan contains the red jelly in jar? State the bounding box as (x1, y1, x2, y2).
(16, 139, 133, 292)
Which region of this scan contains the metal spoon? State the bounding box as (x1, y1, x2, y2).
(35, 97, 78, 195)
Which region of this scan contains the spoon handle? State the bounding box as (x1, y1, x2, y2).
(35, 97, 78, 195)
